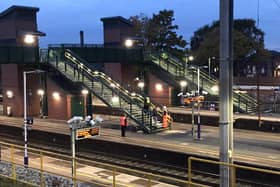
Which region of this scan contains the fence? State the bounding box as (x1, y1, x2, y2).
(0, 141, 206, 187)
(188, 156, 280, 187)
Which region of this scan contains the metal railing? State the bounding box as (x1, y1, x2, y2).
(47, 48, 168, 133)
(188, 156, 280, 187)
(146, 51, 258, 113)
(0, 141, 207, 187)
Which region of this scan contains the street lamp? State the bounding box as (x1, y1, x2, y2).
(189, 65, 208, 140)
(137, 81, 145, 94)
(37, 89, 44, 118)
(23, 70, 44, 167)
(180, 80, 187, 89)
(208, 57, 215, 77)
(82, 89, 89, 116)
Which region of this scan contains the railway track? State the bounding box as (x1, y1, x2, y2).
(0, 129, 278, 187)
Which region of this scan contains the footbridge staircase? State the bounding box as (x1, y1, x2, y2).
(47, 47, 168, 133)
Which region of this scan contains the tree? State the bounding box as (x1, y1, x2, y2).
(129, 10, 187, 59)
(129, 13, 150, 48)
(190, 19, 267, 67)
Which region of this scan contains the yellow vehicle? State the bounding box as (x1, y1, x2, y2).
(184, 95, 204, 104)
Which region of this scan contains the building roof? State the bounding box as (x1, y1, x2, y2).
(100, 16, 134, 27)
(18, 30, 46, 37)
(0, 5, 39, 19)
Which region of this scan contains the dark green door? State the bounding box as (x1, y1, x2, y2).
(71, 96, 84, 117)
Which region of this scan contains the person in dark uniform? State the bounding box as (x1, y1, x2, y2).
(120, 113, 128, 137)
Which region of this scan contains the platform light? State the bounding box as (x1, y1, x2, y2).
(81, 89, 88, 95)
(137, 81, 145, 89)
(202, 90, 208, 95)
(110, 83, 116, 88)
(180, 81, 187, 88)
(211, 85, 219, 92)
(37, 89, 44, 96)
(188, 55, 194, 61)
(6, 90, 13, 98)
(131, 92, 136, 96)
(112, 96, 119, 103)
(125, 39, 133, 48)
(24, 35, 35, 44)
(155, 83, 163, 91)
(52, 92, 60, 100)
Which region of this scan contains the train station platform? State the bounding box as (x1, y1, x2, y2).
(0, 114, 279, 171)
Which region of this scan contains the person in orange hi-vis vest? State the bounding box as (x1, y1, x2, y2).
(120, 113, 128, 137)
(162, 111, 170, 128)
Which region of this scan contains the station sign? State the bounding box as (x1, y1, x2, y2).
(75, 126, 100, 140)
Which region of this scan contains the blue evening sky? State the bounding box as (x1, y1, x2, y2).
(1, 0, 280, 50)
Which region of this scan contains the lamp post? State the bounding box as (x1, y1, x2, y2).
(81, 89, 89, 117)
(190, 65, 207, 140)
(37, 89, 44, 118)
(23, 70, 44, 167)
(208, 57, 215, 77)
(137, 81, 145, 94)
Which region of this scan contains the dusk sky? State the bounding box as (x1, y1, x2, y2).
(1, 0, 280, 51)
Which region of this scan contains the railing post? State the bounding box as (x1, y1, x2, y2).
(231, 165, 236, 187)
(113, 167, 116, 187)
(78, 69, 80, 81)
(150, 114, 152, 129)
(148, 175, 152, 187)
(40, 151, 44, 187)
(64, 61, 67, 72)
(74, 157, 77, 187)
(142, 109, 144, 125)
(101, 84, 104, 96)
(11, 145, 16, 180)
(188, 157, 192, 187)
(130, 100, 132, 114)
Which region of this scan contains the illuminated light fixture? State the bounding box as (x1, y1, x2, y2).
(155, 83, 163, 91)
(125, 90, 129, 93)
(6, 90, 13, 98)
(81, 89, 88, 95)
(52, 92, 60, 100)
(211, 85, 219, 92)
(110, 83, 116, 88)
(180, 81, 187, 87)
(188, 55, 194, 61)
(112, 96, 119, 103)
(202, 90, 208, 95)
(37, 89, 44, 96)
(87, 68, 91, 72)
(24, 35, 35, 44)
(125, 39, 133, 48)
(131, 92, 136, 96)
(138, 81, 144, 88)
(93, 71, 99, 75)
(108, 77, 111, 80)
